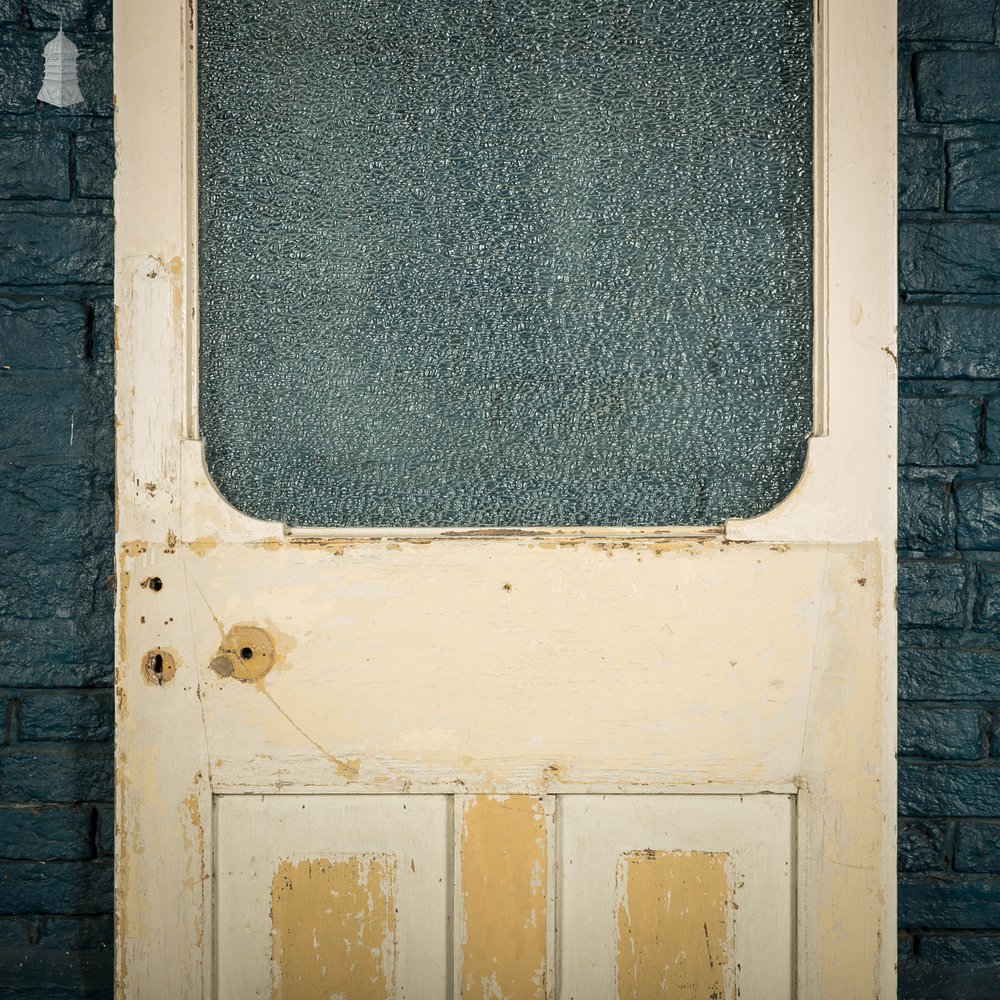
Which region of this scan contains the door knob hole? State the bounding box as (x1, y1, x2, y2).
(240, 646, 254, 660)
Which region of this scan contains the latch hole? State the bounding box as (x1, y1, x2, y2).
(142, 576, 163, 592)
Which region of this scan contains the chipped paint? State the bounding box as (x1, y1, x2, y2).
(187, 535, 218, 557)
(460, 795, 547, 1000)
(271, 856, 397, 1000)
(616, 850, 732, 1000)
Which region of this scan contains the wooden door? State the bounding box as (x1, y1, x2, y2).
(113, 1, 897, 997)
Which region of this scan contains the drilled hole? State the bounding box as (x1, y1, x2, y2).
(142, 576, 163, 592)
(240, 646, 254, 660)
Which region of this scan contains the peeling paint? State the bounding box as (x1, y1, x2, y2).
(271, 856, 396, 1000)
(616, 850, 732, 1000)
(460, 796, 547, 1000)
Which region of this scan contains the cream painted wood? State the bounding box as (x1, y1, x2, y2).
(113, 0, 897, 997)
(216, 796, 451, 999)
(558, 794, 795, 1000)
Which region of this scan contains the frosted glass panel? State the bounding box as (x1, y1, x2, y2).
(198, 0, 813, 527)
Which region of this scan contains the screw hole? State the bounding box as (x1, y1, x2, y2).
(240, 646, 253, 660)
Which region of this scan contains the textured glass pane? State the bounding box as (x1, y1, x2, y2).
(198, 0, 813, 527)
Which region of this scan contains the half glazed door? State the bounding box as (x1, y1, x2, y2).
(114, 1, 897, 998)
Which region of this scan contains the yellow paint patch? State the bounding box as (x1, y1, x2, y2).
(271, 855, 396, 1000)
(187, 535, 217, 557)
(460, 795, 547, 1000)
(616, 850, 732, 1000)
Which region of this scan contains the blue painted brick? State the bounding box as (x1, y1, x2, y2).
(900, 396, 981, 466)
(900, 706, 986, 759)
(899, 957, 1000, 1000)
(898, 558, 967, 628)
(948, 139, 1000, 213)
(900, 763, 1000, 816)
(0, 2, 110, 32)
(900, 50, 915, 122)
(39, 915, 113, 950)
(899, 932, 914, 962)
(17, 692, 112, 743)
(900, 0, 996, 41)
(900, 303, 1000, 379)
(0, 551, 107, 634)
(0, 133, 69, 200)
(900, 875, 1000, 929)
(0, 614, 112, 689)
(917, 934, 1000, 963)
(0, 210, 112, 286)
(90, 297, 113, 365)
(900, 222, 1000, 295)
(94, 803, 111, 858)
(956, 477, 1000, 549)
(899, 820, 950, 871)
(0, 919, 29, 948)
(74, 131, 113, 199)
(900, 133, 942, 211)
(0, 372, 114, 464)
(0, 297, 90, 371)
(0, 861, 110, 915)
(899, 474, 956, 551)
(976, 564, 1000, 628)
(0, 805, 92, 860)
(955, 822, 1000, 872)
(984, 397, 1000, 464)
(0, 948, 113, 1000)
(915, 51, 1000, 123)
(0, 465, 111, 566)
(901, 646, 1000, 701)
(0, 748, 112, 803)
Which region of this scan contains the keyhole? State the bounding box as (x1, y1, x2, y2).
(141, 648, 176, 685)
(240, 647, 253, 660)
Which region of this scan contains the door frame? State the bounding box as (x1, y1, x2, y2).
(113, 1, 897, 996)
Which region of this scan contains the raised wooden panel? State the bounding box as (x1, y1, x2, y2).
(616, 850, 731, 1000)
(457, 795, 549, 1000)
(271, 855, 397, 1000)
(215, 796, 450, 1000)
(558, 795, 794, 1000)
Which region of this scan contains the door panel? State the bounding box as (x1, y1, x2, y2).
(216, 795, 451, 999)
(558, 795, 794, 1000)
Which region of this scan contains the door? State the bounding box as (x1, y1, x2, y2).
(113, 1, 897, 997)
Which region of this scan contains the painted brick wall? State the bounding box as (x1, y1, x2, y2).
(898, 0, 1000, 996)
(2, 1, 1000, 998)
(0, 2, 115, 998)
